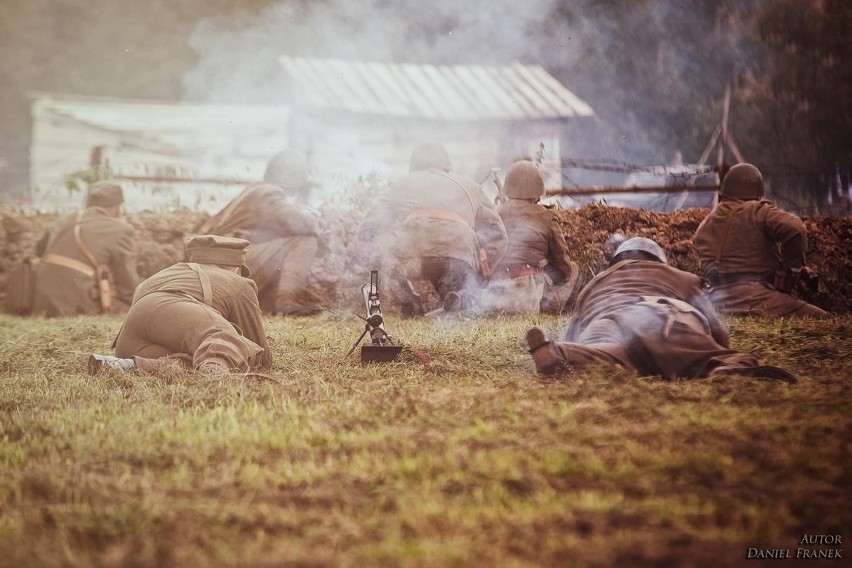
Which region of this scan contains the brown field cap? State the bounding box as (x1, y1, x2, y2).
(185, 234, 251, 276)
(86, 181, 124, 207)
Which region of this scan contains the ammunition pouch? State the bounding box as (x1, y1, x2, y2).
(491, 264, 540, 280)
(709, 272, 769, 287)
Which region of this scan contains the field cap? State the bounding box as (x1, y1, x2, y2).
(185, 234, 251, 277)
(86, 181, 124, 208)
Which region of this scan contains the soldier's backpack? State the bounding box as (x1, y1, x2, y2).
(3, 257, 40, 315)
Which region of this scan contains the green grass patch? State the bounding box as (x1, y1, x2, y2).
(1, 312, 850, 567)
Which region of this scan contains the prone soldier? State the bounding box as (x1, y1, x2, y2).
(88, 235, 272, 376)
(526, 237, 796, 382)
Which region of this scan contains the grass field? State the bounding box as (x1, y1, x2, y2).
(1, 312, 849, 567)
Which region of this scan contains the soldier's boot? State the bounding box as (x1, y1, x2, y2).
(88, 354, 135, 375)
(525, 327, 573, 376)
(443, 289, 477, 312)
(442, 291, 463, 312)
(398, 280, 424, 318)
(709, 364, 797, 384)
(197, 357, 232, 378)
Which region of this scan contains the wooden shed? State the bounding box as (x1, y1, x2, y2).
(280, 57, 595, 195)
(28, 92, 292, 212)
(26, 59, 593, 211)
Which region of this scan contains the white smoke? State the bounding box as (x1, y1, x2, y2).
(183, 0, 577, 104)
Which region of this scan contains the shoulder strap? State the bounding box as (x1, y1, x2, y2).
(73, 211, 100, 274)
(187, 263, 213, 307)
(433, 170, 478, 221)
(714, 211, 737, 266)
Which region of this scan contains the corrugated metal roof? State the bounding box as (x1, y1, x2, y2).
(280, 57, 594, 121)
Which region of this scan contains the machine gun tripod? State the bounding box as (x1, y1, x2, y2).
(348, 269, 403, 363)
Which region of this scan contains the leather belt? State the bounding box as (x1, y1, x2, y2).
(405, 208, 470, 227)
(493, 265, 540, 279)
(42, 253, 95, 277)
(713, 273, 768, 286)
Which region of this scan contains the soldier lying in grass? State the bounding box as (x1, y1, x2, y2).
(526, 237, 796, 382)
(88, 235, 272, 376)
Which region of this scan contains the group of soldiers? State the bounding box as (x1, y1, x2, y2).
(24, 144, 827, 382)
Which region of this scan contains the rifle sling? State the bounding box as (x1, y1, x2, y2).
(187, 263, 213, 307)
(72, 211, 102, 278)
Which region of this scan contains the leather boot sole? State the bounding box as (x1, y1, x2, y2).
(526, 326, 572, 376)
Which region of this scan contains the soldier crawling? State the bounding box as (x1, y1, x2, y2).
(693, 163, 827, 318)
(525, 237, 796, 382)
(88, 235, 272, 376)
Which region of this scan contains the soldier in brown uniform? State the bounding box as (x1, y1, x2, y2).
(482, 161, 578, 314)
(525, 237, 795, 381)
(693, 163, 827, 318)
(200, 149, 322, 315)
(357, 142, 507, 314)
(32, 181, 139, 317)
(88, 235, 272, 375)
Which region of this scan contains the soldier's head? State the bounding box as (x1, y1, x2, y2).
(409, 142, 451, 173)
(185, 234, 252, 277)
(263, 149, 314, 196)
(611, 237, 668, 266)
(86, 181, 124, 216)
(719, 163, 764, 200)
(504, 160, 545, 201)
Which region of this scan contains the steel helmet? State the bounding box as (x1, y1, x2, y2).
(263, 149, 313, 190)
(409, 142, 452, 173)
(614, 237, 668, 264)
(504, 160, 545, 199)
(720, 163, 764, 200)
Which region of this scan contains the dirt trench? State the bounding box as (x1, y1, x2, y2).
(1, 203, 849, 313)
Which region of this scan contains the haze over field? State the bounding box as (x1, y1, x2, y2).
(0, 0, 849, 209)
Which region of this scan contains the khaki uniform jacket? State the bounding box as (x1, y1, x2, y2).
(693, 198, 807, 282)
(207, 183, 319, 243)
(33, 207, 139, 317)
(206, 183, 321, 312)
(553, 260, 759, 378)
(493, 200, 573, 281)
(115, 262, 272, 370)
(568, 260, 728, 346)
(692, 198, 825, 317)
(359, 169, 507, 270)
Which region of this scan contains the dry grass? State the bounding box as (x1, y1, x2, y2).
(0, 312, 850, 567)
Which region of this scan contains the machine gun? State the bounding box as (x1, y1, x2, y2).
(348, 270, 403, 363)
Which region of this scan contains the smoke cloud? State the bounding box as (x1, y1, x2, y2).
(183, 0, 572, 103)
